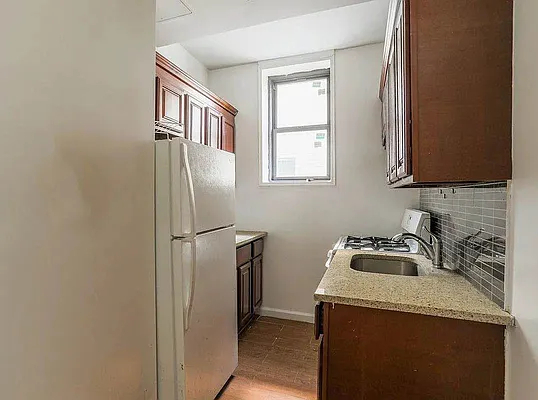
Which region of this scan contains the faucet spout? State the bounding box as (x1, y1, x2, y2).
(392, 231, 443, 268)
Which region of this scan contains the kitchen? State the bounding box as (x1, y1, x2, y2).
(1, 0, 537, 400)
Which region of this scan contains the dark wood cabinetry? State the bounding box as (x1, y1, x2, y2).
(221, 119, 235, 153)
(155, 74, 185, 127)
(252, 256, 263, 311)
(238, 262, 252, 329)
(317, 303, 505, 400)
(236, 238, 265, 333)
(185, 94, 205, 144)
(205, 106, 223, 149)
(380, 0, 513, 186)
(155, 53, 237, 152)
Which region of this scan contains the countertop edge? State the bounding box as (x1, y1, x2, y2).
(313, 293, 514, 326)
(236, 231, 268, 247)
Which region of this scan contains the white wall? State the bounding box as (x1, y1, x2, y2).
(0, 1, 156, 399)
(507, 0, 538, 397)
(158, 43, 209, 85)
(209, 44, 418, 319)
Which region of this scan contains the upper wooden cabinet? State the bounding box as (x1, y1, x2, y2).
(205, 106, 223, 149)
(185, 94, 205, 144)
(156, 53, 238, 152)
(380, 0, 513, 187)
(155, 76, 184, 127)
(221, 118, 235, 153)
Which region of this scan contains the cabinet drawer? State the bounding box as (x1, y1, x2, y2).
(253, 239, 264, 258)
(236, 244, 252, 267)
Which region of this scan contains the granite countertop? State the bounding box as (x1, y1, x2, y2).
(314, 250, 513, 326)
(236, 230, 267, 247)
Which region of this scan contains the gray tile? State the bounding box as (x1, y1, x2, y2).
(419, 183, 507, 307)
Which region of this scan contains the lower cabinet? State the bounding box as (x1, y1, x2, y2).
(316, 303, 505, 400)
(238, 262, 252, 329)
(236, 239, 264, 333)
(252, 256, 263, 313)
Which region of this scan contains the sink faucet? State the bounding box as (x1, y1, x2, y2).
(391, 227, 442, 268)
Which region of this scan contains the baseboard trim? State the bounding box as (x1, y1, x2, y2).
(259, 306, 315, 324)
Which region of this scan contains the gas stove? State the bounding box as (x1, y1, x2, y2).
(324, 209, 432, 268)
(342, 236, 411, 252)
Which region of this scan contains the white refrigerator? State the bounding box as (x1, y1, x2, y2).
(155, 137, 238, 400)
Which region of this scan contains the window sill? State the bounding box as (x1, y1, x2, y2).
(259, 180, 335, 187)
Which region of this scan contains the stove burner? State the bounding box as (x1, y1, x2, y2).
(344, 236, 410, 252)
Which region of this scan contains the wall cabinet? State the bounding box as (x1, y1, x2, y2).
(185, 94, 205, 144)
(205, 106, 223, 149)
(155, 76, 184, 127)
(380, 0, 513, 186)
(316, 303, 505, 399)
(236, 238, 264, 333)
(156, 53, 237, 152)
(221, 119, 235, 154)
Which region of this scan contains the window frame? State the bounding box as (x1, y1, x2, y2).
(268, 68, 332, 182)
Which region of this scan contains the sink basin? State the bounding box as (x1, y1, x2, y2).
(350, 255, 419, 276)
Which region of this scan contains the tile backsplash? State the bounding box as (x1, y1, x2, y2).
(419, 184, 507, 308)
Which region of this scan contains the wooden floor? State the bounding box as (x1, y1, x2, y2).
(217, 316, 318, 400)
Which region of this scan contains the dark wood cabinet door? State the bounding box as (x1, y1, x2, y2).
(155, 75, 185, 128)
(317, 303, 328, 400)
(322, 304, 505, 400)
(155, 76, 161, 122)
(252, 256, 262, 312)
(205, 106, 222, 149)
(161, 86, 184, 126)
(222, 118, 235, 153)
(185, 94, 205, 144)
(386, 45, 398, 183)
(238, 262, 253, 330)
(382, 83, 391, 183)
(394, 3, 411, 180)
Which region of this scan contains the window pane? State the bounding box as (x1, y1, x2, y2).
(275, 130, 328, 178)
(276, 78, 328, 128)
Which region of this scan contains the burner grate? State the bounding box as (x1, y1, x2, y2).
(344, 236, 410, 252)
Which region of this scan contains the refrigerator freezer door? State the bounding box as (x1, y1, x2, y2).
(171, 138, 235, 236)
(184, 226, 238, 400)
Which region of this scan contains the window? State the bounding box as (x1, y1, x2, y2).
(258, 53, 334, 185)
(268, 69, 331, 182)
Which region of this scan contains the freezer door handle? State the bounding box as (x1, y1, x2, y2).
(181, 142, 197, 240)
(183, 237, 197, 331)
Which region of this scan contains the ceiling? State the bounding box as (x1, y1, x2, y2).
(156, 0, 389, 70)
(156, 0, 191, 23)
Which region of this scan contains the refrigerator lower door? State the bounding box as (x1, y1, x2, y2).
(184, 226, 238, 400)
(156, 240, 187, 400)
(170, 138, 235, 237)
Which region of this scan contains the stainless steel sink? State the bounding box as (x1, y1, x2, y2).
(350, 255, 418, 276)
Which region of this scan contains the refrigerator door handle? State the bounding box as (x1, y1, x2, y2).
(181, 142, 197, 239)
(183, 237, 197, 332)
